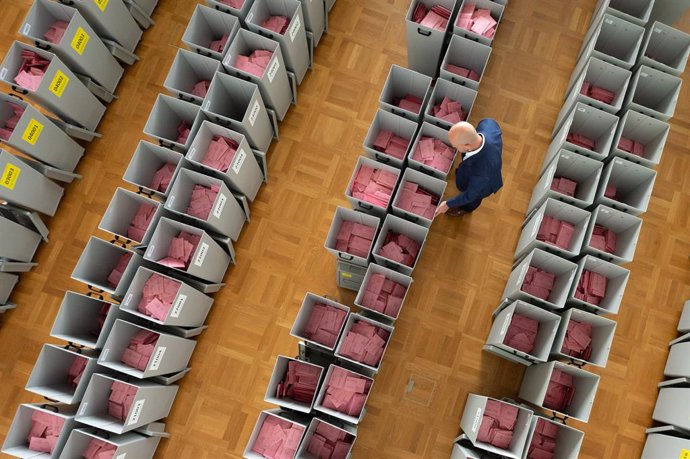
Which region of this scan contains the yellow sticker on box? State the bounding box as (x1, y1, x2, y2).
(49, 71, 69, 98)
(94, 0, 109, 11)
(1, 163, 20, 190)
(71, 27, 89, 55)
(680, 449, 690, 459)
(22, 119, 43, 145)
(341, 272, 352, 279)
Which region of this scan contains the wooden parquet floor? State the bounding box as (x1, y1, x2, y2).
(1, 0, 690, 457)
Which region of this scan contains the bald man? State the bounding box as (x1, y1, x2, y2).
(435, 119, 503, 217)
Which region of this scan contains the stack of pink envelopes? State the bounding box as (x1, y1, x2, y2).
(187, 184, 220, 220)
(201, 135, 239, 172)
(235, 50, 274, 78)
(14, 50, 50, 91)
(219, 0, 244, 7)
(396, 94, 424, 114)
(262, 16, 290, 34)
(580, 81, 615, 104)
(589, 224, 616, 254)
(209, 34, 229, 53)
(83, 439, 117, 459)
(445, 64, 481, 82)
(544, 369, 575, 412)
(97, 303, 110, 332)
(521, 266, 556, 301)
(372, 129, 410, 160)
(176, 121, 190, 145)
(566, 132, 595, 151)
(137, 274, 181, 321)
(604, 184, 617, 199)
(335, 220, 376, 258)
(158, 231, 201, 269)
(68, 355, 88, 389)
(127, 203, 156, 242)
(191, 80, 210, 98)
(107, 253, 133, 289)
(302, 303, 348, 348)
(504, 313, 539, 354)
(108, 381, 137, 421)
(305, 420, 353, 459)
(44, 21, 69, 44)
(574, 270, 608, 306)
(477, 399, 518, 449)
(411, 3, 451, 31)
(0, 102, 26, 141)
(527, 418, 560, 459)
(431, 96, 467, 124)
(321, 366, 372, 417)
(121, 330, 159, 372)
(150, 163, 176, 193)
(27, 410, 64, 453)
(396, 181, 440, 220)
(360, 273, 407, 318)
(339, 320, 390, 367)
(618, 136, 645, 157)
(561, 320, 592, 360)
(457, 3, 498, 38)
(276, 360, 321, 405)
(349, 164, 398, 208)
(411, 136, 455, 174)
(537, 215, 575, 250)
(550, 177, 577, 197)
(251, 415, 305, 459)
(378, 232, 421, 267)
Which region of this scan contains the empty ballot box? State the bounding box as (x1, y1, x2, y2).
(50, 291, 125, 349)
(243, 409, 309, 459)
(391, 168, 446, 228)
(295, 417, 356, 458)
(423, 78, 477, 130)
(590, 0, 655, 26)
(408, 122, 458, 180)
(454, 0, 505, 46)
(363, 109, 418, 168)
(324, 206, 381, 267)
(568, 255, 630, 315)
(514, 198, 591, 260)
(334, 313, 394, 373)
(522, 415, 584, 459)
(581, 205, 642, 264)
(182, 4, 240, 60)
(379, 65, 432, 121)
(164, 48, 223, 105)
(372, 214, 429, 276)
(61, 428, 161, 459)
(642, 433, 690, 459)
(264, 355, 324, 413)
(638, 22, 690, 77)
(595, 157, 657, 215)
(123, 141, 183, 198)
(610, 110, 669, 168)
(0, 215, 42, 263)
(2, 403, 77, 458)
(652, 387, 690, 432)
(143, 94, 201, 151)
(290, 292, 349, 351)
(99, 188, 162, 245)
(121, 267, 213, 327)
(205, 0, 256, 25)
(344, 156, 401, 218)
(550, 307, 616, 367)
(0, 41, 106, 133)
(404, 0, 456, 77)
(0, 272, 18, 305)
(355, 263, 413, 321)
(440, 35, 492, 91)
(622, 65, 682, 121)
(76, 374, 178, 434)
(575, 13, 644, 72)
(313, 365, 374, 425)
(502, 248, 578, 310)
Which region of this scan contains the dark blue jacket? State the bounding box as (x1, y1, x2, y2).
(447, 118, 503, 209)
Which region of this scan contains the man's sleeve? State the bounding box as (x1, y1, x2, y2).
(447, 176, 492, 208)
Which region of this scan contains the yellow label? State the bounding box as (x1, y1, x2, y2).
(341, 272, 352, 279)
(680, 449, 690, 459)
(71, 27, 89, 55)
(94, 0, 109, 11)
(49, 70, 69, 98)
(21, 119, 43, 146)
(1, 163, 20, 190)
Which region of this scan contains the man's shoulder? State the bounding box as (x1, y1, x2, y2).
(477, 118, 501, 133)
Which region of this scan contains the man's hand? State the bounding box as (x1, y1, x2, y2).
(435, 201, 449, 217)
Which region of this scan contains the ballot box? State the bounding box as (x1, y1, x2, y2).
(641, 433, 690, 459)
(99, 188, 162, 245)
(0, 215, 42, 263)
(652, 387, 690, 431)
(515, 198, 591, 260)
(243, 409, 309, 458)
(123, 141, 184, 199)
(678, 301, 690, 334)
(2, 403, 77, 458)
(246, 0, 310, 84)
(264, 356, 324, 413)
(203, 72, 276, 153)
(297, 0, 325, 47)
(595, 157, 657, 215)
(459, 394, 532, 459)
(519, 361, 600, 423)
(0, 94, 84, 172)
(206, 0, 256, 26)
(581, 205, 642, 264)
(295, 417, 356, 458)
(121, 267, 213, 327)
(313, 365, 374, 425)
(408, 122, 457, 181)
(61, 428, 161, 459)
(404, 0, 457, 77)
(164, 48, 223, 105)
(502, 248, 578, 310)
(50, 292, 126, 349)
(20, 0, 125, 99)
(186, 120, 264, 201)
(355, 263, 412, 321)
(0, 272, 18, 305)
(521, 414, 584, 459)
(424, 78, 477, 131)
(531, 151, 603, 212)
(610, 109, 669, 168)
(223, 29, 293, 121)
(550, 307, 616, 367)
(76, 374, 178, 434)
(379, 65, 433, 122)
(182, 4, 240, 61)
(638, 22, 690, 76)
(567, 255, 630, 315)
(664, 338, 690, 378)
(166, 168, 247, 241)
(372, 214, 429, 276)
(0, 41, 106, 133)
(25, 344, 99, 405)
(391, 167, 446, 228)
(144, 217, 233, 284)
(440, 35, 492, 91)
(334, 313, 394, 373)
(622, 65, 682, 121)
(143, 94, 201, 151)
(290, 292, 350, 352)
(324, 207, 381, 267)
(453, 0, 504, 46)
(590, 0, 655, 26)
(484, 300, 561, 365)
(344, 156, 401, 218)
(336, 261, 367, 292)
(363, 109, 419, 168)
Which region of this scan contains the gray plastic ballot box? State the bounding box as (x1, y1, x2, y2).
(521, 415, 584, 459)
(638, 21, 690, 77)
(622, 65, 682, 121)
(424, 78, 477, 131)
(290, 292, 349, 352)
(324, 207, 380, 267)
(296, 418, 356, 458)
(610, 109, 669, 168)
(372, 214, 429, 276)
(0, 150, 64, 216)
(99, 188, 162, 245)
(652, 387, 690, 431)
(665, 337, 690, 378)
(595, 157, 657, 215)
(0, 215, 42, 263)
(391, 168, 446, 229)
(164, 48, 223, 105)
(0, 272, 18, 304)
(60, 428, 161, 459)
(590, 0, 655, 26)
(206, 0, 256, 26)
(0, 41, 106, 133)
(50, 292, 125, 349)
(440, 35, 492, 91)
(405, 0, 457, 77)
(567, 255, 630, 315)
(355, 263, 413, 321)
(641, 433, 690, 459)
(144, 94, 201, 151)
(264, 355, 324, 413)
(548, 104, 619, 165)
(453, 0, 505, 46)
(183, 4, 241, 61)
(334, 313, 394, 373)
(298, 0, 325, 47)
(344, 156, 401, 218)
(581, 205, 642, 264)
(313, 365, 374, 425)
(123, 141, 184, 199)
(362, 109, 418, 168)
(244, 410, 309, 458)
(379, 65, 432, 122)
(575, 13, 644, 72)
(550, 307, 617, 367)
(2, 404, 77, 458)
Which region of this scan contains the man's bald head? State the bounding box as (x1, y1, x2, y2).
(449, 121, 482, 153)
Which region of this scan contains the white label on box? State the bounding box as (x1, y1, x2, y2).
(472, 408, 482, 432)
(194, 242, 209, 267)
(654, 27, 662, 34)
(116, 454, 126, 459)
(267, 58, 280, 83)
(124, 293, 133, 306)
(213, 193, 227, 218)
(601, 208, 610, 214)
(248, 100, 261, 126)
(127, 399, 146, 425)
(232, 148, 247, 175)
(22, 23, 31, 35)
(615, 159, 623, 165)
(145, 245, 155, 258)
(604, 18, 613, 24)
(563, 155, 571, 159)
(189, 147, 196, 158)
(247, 12, 254, 23)
(577, 107, 586, 113)
(0, 68, 7, 80)
(101, 348, 110, 361)
(168, 195, 175, 206)
(148, 346, 166, 371)
(289, 16, 301, 42)
(78, 402, 88, 416)
(641, 72, 649, 78)
(170, 294, 186, 318)
(501, 312, 512, 336)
